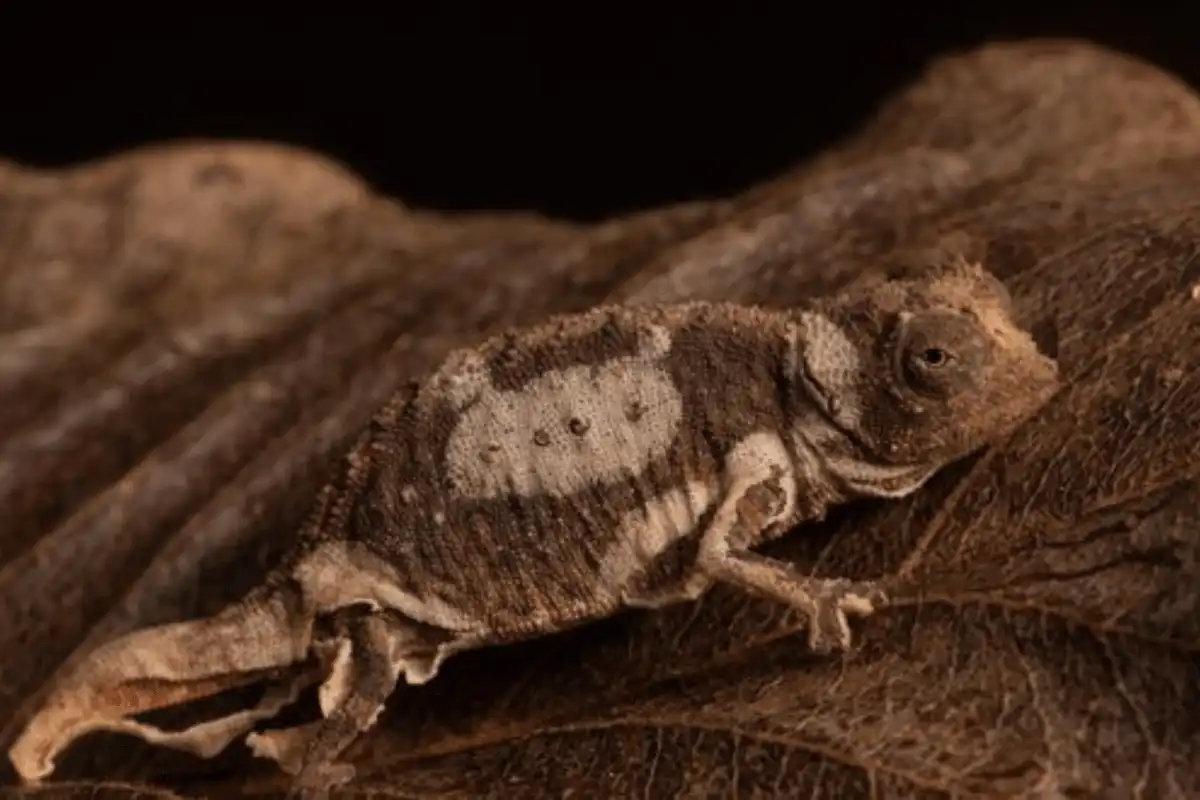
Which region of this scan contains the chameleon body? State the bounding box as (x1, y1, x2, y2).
(7, 258, 1062, 797)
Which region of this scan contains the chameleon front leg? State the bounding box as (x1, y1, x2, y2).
(695, 432, 887, 654)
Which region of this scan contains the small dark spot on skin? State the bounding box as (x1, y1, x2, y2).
(600, 317, 622, 340)
(568, 417, 590, 436)
(533, 429, 551, 447)
(479, 442, 503, 463)
(626, 400, 646, 422)
(499, 335, 522, 364)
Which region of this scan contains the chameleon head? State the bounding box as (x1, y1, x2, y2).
(794, 256, 1062, 469)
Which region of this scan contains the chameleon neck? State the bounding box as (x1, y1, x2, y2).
(790, 411, 940, 501)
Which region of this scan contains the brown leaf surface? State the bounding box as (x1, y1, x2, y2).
(1, 39, 1198, 799)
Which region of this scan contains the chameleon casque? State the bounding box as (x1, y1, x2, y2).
(7, 257, 1062, 796)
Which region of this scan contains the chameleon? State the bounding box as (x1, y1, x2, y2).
(6, 256, 1062, 797)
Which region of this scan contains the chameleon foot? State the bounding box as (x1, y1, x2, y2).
(803, 579, 888, 654)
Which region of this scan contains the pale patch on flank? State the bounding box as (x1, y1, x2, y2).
(440, 323, 683, 500)
(599, 479, 718, 601)
(292, 541, 479, 634)
(797, 311, 863, 429)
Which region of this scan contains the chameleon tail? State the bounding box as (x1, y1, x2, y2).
(7, 589, 313, 783)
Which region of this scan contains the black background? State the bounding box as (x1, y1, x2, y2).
(1, 5, 1195, 220)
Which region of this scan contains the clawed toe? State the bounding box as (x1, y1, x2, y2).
(803, 580, 886, 654)
(805, 601, 852, 654)
(837, 580, 888, 616)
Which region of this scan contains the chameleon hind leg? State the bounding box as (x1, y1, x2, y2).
(247, 608, 446, 799)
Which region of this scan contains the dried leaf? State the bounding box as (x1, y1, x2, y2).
(0, 781, 183, 799)
(0, 141, 718, 789)
(2, 40, 1199, 799)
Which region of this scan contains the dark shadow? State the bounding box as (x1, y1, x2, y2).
(0, 5, 1195, 218)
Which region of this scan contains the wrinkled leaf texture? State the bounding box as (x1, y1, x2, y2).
(0, 39, 1197, 799)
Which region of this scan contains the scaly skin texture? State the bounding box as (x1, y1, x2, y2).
(7, 257, 1060, 798)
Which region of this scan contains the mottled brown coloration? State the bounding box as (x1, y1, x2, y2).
(7, 256, 1058, 796)
(2, 38, 1200, 800)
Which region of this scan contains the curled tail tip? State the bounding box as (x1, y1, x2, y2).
(6, 691, 88, 785)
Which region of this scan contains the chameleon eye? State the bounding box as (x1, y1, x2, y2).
(896, 311, 988, 397)
(918, 347, 951, 368)
(901, 346, 958, 396)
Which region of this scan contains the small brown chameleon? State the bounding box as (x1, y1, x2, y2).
(7, 257, 1061, 797)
